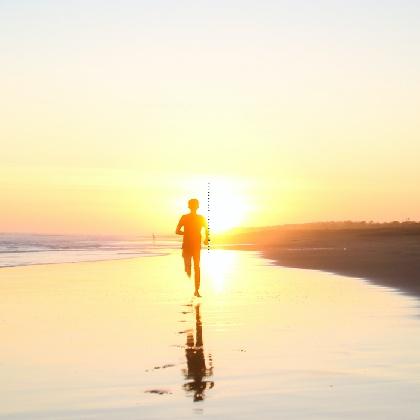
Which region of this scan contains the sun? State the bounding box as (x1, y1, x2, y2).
(205, 177, 249, 234)
(176, 175, 252, 234)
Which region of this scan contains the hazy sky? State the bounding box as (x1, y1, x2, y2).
(1, 0, 420, 234)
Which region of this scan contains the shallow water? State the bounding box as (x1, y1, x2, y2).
(0, 234, 175, 268)
(1, 250, 420, 419)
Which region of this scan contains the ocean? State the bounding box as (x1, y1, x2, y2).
(0, 233, 178, 268)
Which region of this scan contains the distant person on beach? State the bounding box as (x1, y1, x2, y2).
(176, 198, 209, 297)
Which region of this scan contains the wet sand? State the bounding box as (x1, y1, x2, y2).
(1, 250, 420, 419)
(263, 244, 420, 298)
(221, 224, 420, 298)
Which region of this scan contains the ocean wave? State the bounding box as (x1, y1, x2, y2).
(0, 234, 179, 268)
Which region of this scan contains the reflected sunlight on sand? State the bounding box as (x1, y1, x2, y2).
(1, 250, 420, 419)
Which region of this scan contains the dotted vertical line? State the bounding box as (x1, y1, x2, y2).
(207, 182, 211, 252)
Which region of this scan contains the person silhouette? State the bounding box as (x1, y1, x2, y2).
(176, 198, 209, 297)
(182, 303, 214, 401)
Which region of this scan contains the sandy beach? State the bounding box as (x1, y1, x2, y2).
(3, 0, 420, 417)
(221, 223, 420, 298)
(1, 249, 420, 419)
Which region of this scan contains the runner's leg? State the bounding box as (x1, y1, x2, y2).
(193, 251, 201, 292)
(183, 249, 192, 277)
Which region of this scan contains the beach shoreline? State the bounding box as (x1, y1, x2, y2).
(219, 223, 420, 298)
(2, 249, 420, 418)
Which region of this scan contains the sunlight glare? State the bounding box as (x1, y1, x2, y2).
(176, 175, 252, 234)
(202, 250, 237, 293)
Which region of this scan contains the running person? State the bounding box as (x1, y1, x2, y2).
(176, 198, 209, 297)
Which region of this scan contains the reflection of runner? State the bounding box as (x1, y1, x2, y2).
(183, 304, 214, 401)
(176, 199, 209, 297)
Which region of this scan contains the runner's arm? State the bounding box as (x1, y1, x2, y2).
(175, 216, 185, 235)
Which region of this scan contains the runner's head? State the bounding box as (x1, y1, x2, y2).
(188, 198, 199, 211)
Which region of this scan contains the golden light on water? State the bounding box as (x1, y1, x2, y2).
(202, 250, 237, 293)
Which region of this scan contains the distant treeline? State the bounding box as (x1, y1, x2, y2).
(217, 220, 420, 245)
(265, 220, 420, 230)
